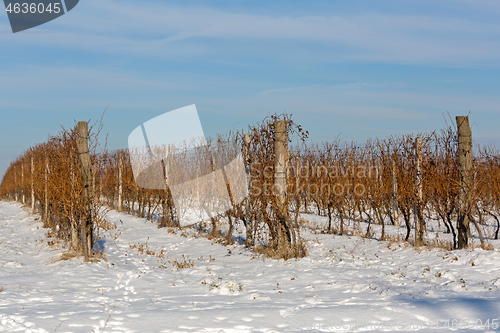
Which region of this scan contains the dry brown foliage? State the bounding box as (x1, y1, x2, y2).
(2, 114, 499, 261)
(0, 121, 107, 257)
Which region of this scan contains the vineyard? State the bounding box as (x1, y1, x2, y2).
(1, 114, 499, 260)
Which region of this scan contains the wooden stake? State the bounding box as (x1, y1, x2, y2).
(118, 151, 123, 212)
(21, 163, 25, 204)
(274, 120, 293, 244)
(44, 157, 48, 226)
(14, 169, 17, 202)
(274, 121, 287, 212)
(456, 116, 472, 249)
(414, 137, 425, 246)
(392, 156, 399, 227)
(31, 156, 34, 211)
(244, 133, 253, 246)
(70, 161, 79, 251)
(77, 121, 94, 259)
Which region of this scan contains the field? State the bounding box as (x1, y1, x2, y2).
(1, 115, 500, 332)
(1, 201, 500, 332)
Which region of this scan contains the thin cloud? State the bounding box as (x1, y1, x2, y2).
(2, 0, 498, 67)
(258, 82, 405, 96)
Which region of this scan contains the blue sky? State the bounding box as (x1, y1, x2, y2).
(1, 0, 500, 177)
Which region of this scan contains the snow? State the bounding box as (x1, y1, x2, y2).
(1, 200, 500, 332)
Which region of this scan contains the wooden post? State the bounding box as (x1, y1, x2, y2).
(21, 163, 25, 204)
(274, 121, 287, 212)
(162, 146, 178, 227)
(44, 157, 48, 225)
(294, 156, 300, 199)
(70, 161, 79, 251)
(14, 169, 17, 202)
(414, 137, 425, 246)
(376, 157, 383, 195)
(392, 156, 399, 227)
(376, 156, 385, 239)
(77, 121, 94, 259)
(294, 156, 300, 220)
(93, 172, 97, 206)
(31, 156, 35, 210)
(274, 120, 293, 244)
(160, 148, 168, 227)
(243, 133, 253, 246)
(456, 116, 472, 249)
(118, 151, 123, 212)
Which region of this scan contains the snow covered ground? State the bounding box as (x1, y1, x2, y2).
(1, 200, 500, 333)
